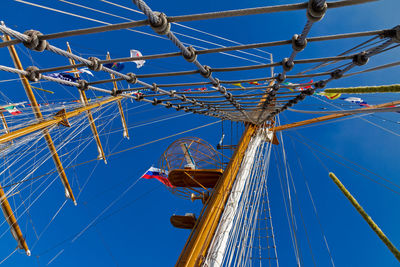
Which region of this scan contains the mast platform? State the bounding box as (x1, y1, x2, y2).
(168, 169, 223, 188)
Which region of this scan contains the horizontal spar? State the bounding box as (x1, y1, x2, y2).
(0, 95, 125, 145)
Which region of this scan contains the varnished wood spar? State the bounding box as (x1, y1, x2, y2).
(176, 71, 276, 266)
(0, 95, 125, 145)
(271, 99, 400, 132)
(66, 42, 107, 163)
(2, 34, 77, 205)
(0, 107, 27, 254)
(0, 185, 30, 255)
(176, 124, 257, 266)
(107, 52, 130, 139)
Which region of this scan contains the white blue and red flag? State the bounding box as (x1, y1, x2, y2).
(141, 167, 173, 187)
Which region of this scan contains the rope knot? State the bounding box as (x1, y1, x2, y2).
(275, 73, 286, 83)
(292, 34, 308, 52)
(23, 30, 48, 52)
(126, 73, 137, 84)
(152, 83, 159, 92)
(281, 58, 294, 72)
(169, 90, 176, 97)
(88, 57, 103, 71)
(218, 86, 227, 94)
(77, 80, 89, 91)
(135, 94, 144, 101)
(25, 66, 41, 82)
(287, 99, 296, 107)
(150, 12, 171, 35)
(226, 92, 233, 101)
(352, 52, 369, 66)
(152, 98, 161, 105)
(298, 92, 307, 100)
(165, 101, 172, 108)
(175, 104, 182, 111)
(212, 78, 220, 88)
(183, 46, 197, 63)
(314, 80, 326, 89)
(200, 65, 212, 78)
(330, 69, 343, 79)
(111, 88, 122, 96)
(307, 0, 327, 22)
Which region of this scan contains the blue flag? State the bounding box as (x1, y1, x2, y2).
(47, 73, 79, 86)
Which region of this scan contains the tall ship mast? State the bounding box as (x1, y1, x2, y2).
(0, 0, 400, 266)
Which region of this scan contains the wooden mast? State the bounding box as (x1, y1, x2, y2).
(2, 33, 77, 205)
(175, 90, 400, 265)
(66, 42, 107, 163)
(176, 65, 273, 266)
(176, 123, 257, 266)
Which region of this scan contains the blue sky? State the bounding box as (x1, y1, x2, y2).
(1, 0, 400, 266)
